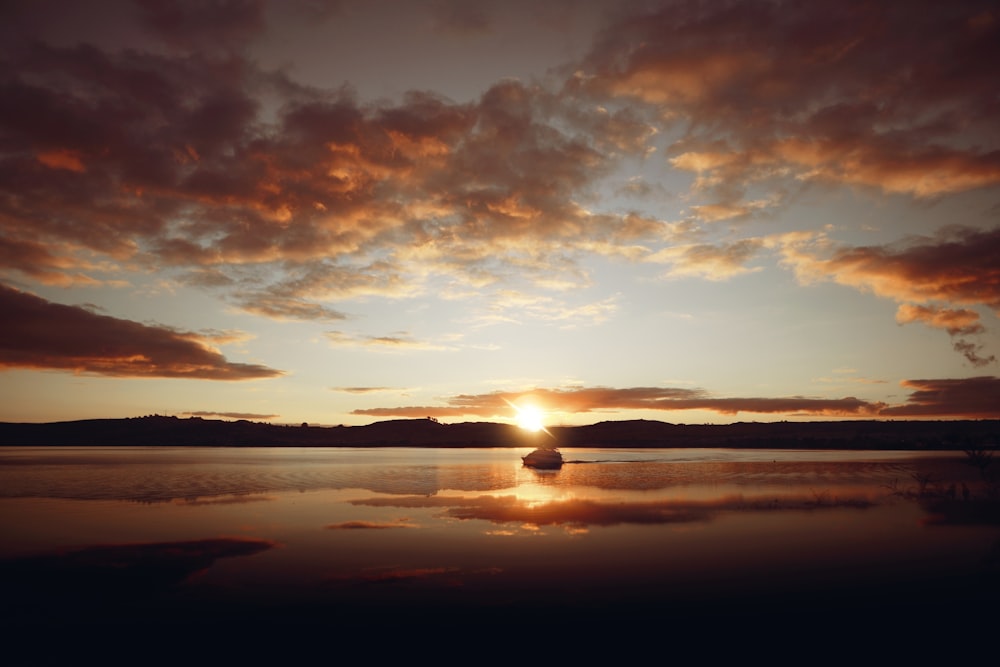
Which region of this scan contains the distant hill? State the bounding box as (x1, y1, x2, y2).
(1, 416, 998, 449)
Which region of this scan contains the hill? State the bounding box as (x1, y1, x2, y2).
(1, 415, 998, 449)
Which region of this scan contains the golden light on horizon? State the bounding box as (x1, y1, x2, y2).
(510, 401, 547, 433)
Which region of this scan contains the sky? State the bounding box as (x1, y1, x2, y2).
(1, 0, 998, 427)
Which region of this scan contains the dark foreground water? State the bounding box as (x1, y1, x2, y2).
(2, 446, 998, 659)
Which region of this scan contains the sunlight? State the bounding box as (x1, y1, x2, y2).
(513, 403, 546, 432)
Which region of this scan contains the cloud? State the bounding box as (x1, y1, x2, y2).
(578, 0, 1000, 207)
(950, 340, 997, 368)
(3, 1, 998, 323)
(332, 386, 399, 394)
(195, 328, 256, 345)
(3, 0, 998, 428)
(172, 494, 277, 506)
(135, 0, 266, 54)
(325, 330, 456, 352)
(0, 9, 684, 323)
(791, 227, 1000, 310)
(232, 293, 348, 322)
(648, 239, 764, 280)
(896, 304, 995, 367)
(881, 377, 1000, 417)
(429, 0, 492, 35)
(0, 236, 105, 287)
(775, 226, 998, 364)
(468, 290, 620, 329)
(0, 283, 283, 379)
(352, 385, 885, 419)
(183, 411, 278, 420)
(896, 304, 985, 336)
(325, 519, 413, 530)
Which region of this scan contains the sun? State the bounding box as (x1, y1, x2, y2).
(513, 403, 546, 433)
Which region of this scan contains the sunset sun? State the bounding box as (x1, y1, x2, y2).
(513, 403, 546, 433)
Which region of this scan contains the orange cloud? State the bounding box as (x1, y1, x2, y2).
(0, 283, 282, 379)
(775, 226, 999, 364)
(4, 0, 998, 338)
(332, 386, 399, 394)
(36, 149, 85, 173)
(0, 237, 99, 286)
(649, 239, 764, 280)
(0, 41, 662, 317)
(774, 138, 1000, 198)
(353, 376, 1000, 420)
(325, 330, 456, 352)
(580, 0, 1000, 207)
(352, 386, 885, 419)
(896, 304, 984, 336)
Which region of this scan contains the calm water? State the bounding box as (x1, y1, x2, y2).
(2, 446, 998, 654)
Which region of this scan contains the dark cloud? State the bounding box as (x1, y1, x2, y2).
(283, 0, 345, 22)
(325, 520, 413, 530)
(951, 340, 996, 368)
(880, 377, 1000, 417)
(429, 0, 492, 35)
(0, 283, 283, 379)
(135, 0, 266, 53)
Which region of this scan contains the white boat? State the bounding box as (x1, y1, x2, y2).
(522, 447, 563, 470)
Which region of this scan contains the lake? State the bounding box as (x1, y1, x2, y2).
(2, 446, 998, 658)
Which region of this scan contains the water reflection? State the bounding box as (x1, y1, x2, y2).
(1, 446, 998, 646)
(351, 490, 878, 527)
(3, 537, 276, 599)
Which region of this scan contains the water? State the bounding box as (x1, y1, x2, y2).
(2, 446, 998, 655)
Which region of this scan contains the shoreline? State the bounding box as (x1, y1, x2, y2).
(2, 415, 998, 450)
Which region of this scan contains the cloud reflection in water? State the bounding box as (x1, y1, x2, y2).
(350, 490, 879, 529)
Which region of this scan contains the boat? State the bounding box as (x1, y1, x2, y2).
(522, 447, 563, 470)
